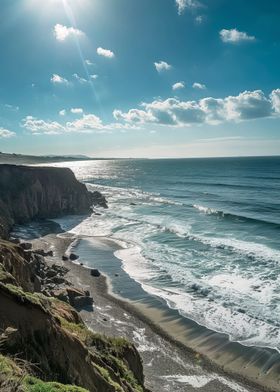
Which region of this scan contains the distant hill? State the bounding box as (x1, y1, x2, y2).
(0, 152, 93, 165)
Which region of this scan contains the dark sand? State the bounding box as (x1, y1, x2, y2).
(30, 231, 277, 392)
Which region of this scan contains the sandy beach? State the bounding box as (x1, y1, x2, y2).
(28, 227, 278, 392)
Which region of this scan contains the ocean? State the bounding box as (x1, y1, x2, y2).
(48, 156, 280, 352)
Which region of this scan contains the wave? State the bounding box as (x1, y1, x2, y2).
(193, 204, 280, 227)
(86, 183, 183, 206)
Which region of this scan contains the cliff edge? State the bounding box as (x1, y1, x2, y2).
(0, 164, 107, 238)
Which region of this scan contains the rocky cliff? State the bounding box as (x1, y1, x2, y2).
(0, 165, 149, 392)
(0, 164, 107, 238)
(0, 242, 148, 392)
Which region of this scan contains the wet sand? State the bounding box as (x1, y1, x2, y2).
(30, 231, 280, 392)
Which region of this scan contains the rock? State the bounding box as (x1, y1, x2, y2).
(73, 295, 94, 309)
(80, 262, 84, 266)
(48, 276, 65, 285)
(23, 250, 33, 262)
(46, 269, 57, 279)
(66, 287, 94, 309)
(115, 273, 119, 277)
(90, 269, 101, 277)
(69, 253, 79, 261)
(62, 255, 68, 261)
(91, 191, 108, 209)
(52, 289, 70, 304)
(20, 242, 32, 250)
(35, 249, 54, 257)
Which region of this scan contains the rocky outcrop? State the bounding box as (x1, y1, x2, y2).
(0, 164, 107, 238)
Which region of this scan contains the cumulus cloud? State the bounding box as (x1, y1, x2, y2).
(22, 112, 133, 136)
(220, 28, 255, 43)
(113, 89, 280, 127)
(53, 24, 85, 41)
(51, 74, 69, 85)
(0, 128, 16, 138)
(176, 0, 202, 15)
(22, 114, 105, 135)
(193, 82, 206, 90)
(154, 61, 172, 72)
(59, 110, 66, 116)
(97, 47, 115, 58)
(85, 59, 93, 66)
(90, 74, 98, 80)
(22, 116, 65, 135)
(71, 108, 84, 114)
(172, 82, 185, 90)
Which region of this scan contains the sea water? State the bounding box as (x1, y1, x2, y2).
(49, 156, 280, 352)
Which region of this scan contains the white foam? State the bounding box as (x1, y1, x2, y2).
(162, 374, 249, 392)
(132, 328, 159, 353)
(163, 375, 212, 388)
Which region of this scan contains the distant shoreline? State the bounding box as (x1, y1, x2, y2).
(0, 152, 279, 166)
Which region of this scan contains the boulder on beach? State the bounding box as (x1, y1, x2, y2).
(90, 269, 101, 277)
(69, 253, 79, 261)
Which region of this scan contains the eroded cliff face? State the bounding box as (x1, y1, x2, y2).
(0, 164, 107, 238)
(0, 241, 148, 392)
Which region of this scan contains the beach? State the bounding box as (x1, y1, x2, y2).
(29, 228, 276, 392)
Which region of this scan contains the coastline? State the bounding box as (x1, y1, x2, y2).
(30, 230, 277, 392)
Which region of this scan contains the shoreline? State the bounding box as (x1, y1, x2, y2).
(30, 230, 277, 392)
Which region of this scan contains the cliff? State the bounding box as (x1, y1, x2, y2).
(0, 164, 107, 238)
(0, 165, 149, 391)
(0, 241, 148, 392)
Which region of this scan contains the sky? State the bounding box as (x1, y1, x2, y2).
(0, 0, 280, 158)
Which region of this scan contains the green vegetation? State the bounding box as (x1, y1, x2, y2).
(23, 377, 89, 392)
(4, 283, 50, 309)
(93, 363, 124, 392)
(0, 355, 90, 392)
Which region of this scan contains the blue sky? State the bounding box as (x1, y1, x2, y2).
(0, 0, 280, 158)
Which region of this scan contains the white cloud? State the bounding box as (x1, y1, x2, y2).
(51, 74, 69, 85)
(59, 110, 66, 116)
(90, 74, 98, 80)
(85, 59, 93, 66)
(193, 82, 206, 90)
(97, 47, 115, 58)
(113, 109, 156, 124)
(154, 61, 172, 72)
(22, 113, 128, 135)
(22, 116, 65, 135)
(71, 108, 84, 114)
(176, 0, 202, 15)
(220, 28, 255, 43)
(113, 89, 279, 127)
(172, 82, 185, 90)
(270, 89, 280, 113)
(0, 127, 16, 138)
(73, 73, 87, 84)
(53, 24, 84, 42)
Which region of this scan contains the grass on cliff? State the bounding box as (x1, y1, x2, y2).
(0, 354, 89, 392)
(23, 376, 89, 392)
(59, 319, 143, 392)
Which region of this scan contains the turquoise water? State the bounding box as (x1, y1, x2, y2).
(50, 156, 280, 351)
